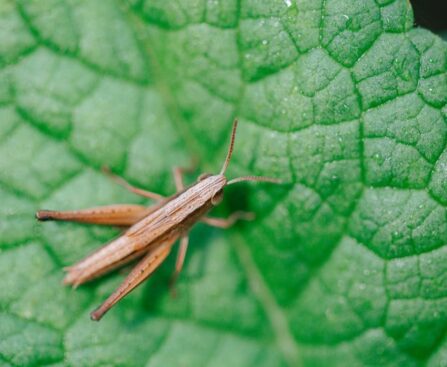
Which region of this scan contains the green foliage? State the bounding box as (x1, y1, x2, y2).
(0, 0, 446, 366)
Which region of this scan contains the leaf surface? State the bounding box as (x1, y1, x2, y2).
(0, 0, 446, 366)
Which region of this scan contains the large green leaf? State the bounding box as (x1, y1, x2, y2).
(1, 0, 446, 366)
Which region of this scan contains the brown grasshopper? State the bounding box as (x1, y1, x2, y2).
(36, 119, 280, 321)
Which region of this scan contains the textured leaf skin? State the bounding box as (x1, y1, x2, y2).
(0, 0, 446, 366)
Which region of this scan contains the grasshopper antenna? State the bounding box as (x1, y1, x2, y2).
(220, 119, 238, 175)
(220, 119, 282, 185)
(227, 175, 282, 185)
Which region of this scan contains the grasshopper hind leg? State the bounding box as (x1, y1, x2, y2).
(90, 240, 173, 321)
(36, 204, 153, 226)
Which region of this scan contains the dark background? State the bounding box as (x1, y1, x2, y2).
(410, 0, 447, 35)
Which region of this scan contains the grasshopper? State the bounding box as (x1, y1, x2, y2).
(36, 119, 280, 321)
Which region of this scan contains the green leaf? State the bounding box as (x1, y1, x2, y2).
(0, 0, 446, 366)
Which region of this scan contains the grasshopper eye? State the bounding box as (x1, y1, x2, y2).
(197, 173, 212, 182)
(211, 189, 223, 205)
